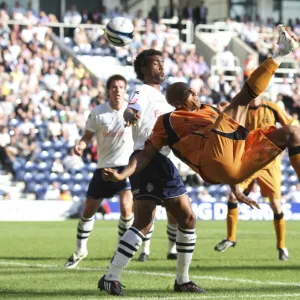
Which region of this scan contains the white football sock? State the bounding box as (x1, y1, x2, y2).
(105, 227, 144, 281)
(176, 227, 197, 285)
(76, 215, 95, 255)
(117, 214, 134, 242)
(167, 223, 177, 254)
(139, 222, 154, 255)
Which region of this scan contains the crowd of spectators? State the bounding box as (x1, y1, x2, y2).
(0, 2, 299, 203)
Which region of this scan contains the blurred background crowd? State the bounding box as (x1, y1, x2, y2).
(0, 0, 299, 205)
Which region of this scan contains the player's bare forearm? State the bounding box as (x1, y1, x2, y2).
(119, 144, 158, 179)
(230, 185, 260, 209)
(78, 131, 94, 149)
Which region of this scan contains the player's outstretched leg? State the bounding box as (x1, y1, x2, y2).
(224, 25, 299, 128)
(98, 200, 156, 296)
(166, 211, 178, 260)
(64, 197, 101, 268)
(164, 194, 206, 293)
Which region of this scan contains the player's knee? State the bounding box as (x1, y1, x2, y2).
(181, 211, 196, 229)
(82, 197, 101, 218)
(120, 201, 133, 217)
(285, 125, 299, 141)
(270, 199, 281, 214)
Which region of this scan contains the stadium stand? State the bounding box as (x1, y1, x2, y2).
(0, 3, 299, 206)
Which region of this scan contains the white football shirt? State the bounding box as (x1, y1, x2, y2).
(127, 84, 173, 156)
(85, 101, 133, 169)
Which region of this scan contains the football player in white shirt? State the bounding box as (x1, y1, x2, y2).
(99, 50, 205, 294)
(64, 75, 134, 269)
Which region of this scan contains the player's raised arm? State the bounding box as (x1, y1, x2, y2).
(103, 143, 158, 181)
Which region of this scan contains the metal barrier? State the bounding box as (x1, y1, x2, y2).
(210, 54, 242, 81)
(6, 18, 194, 44)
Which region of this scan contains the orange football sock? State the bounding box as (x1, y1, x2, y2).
(289, 147, 300, 180)
(273, 212, 286, 249)
(246, 58, 279, 97)
(227, 202, 238, 242)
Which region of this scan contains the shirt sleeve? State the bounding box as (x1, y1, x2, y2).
(127, 86, 147, 113)
(146, 115, 168, 151)
(269, 102, 294, 126)
(85, 109, 97, 133)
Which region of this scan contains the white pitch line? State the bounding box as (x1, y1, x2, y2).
(1, 261, 300, 287)
(123, 295, 300, 300)
(122, 295, 300, 300)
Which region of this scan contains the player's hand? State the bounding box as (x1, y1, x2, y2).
(230, 185, 260, 209)
(217, 101, 230, 112)
(102, 168, 123, 182)
(124, 108, 141, 127)
(74, 144, 84, 156)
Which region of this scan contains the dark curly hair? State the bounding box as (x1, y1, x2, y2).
(106, 74, 127, 90)
(134, 49, 163, 81)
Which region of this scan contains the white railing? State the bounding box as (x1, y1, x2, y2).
(210, 54, 242, 81)
(6, 18, 194, 44)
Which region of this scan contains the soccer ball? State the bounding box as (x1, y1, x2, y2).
(105, 17, 134, 47)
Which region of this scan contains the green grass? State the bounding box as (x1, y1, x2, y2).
(0, 220, 299, 300)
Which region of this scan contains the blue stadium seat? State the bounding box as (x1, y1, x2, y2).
(37, 162, 49, 173)
(24, 161, 35, 172)
(34, 184, 46, 200)
(26, 181, 36, 193)
(71, 184, 83, 197)
(288, 175, 298, 185)
(53, 152, 63, 159)
(87, 172, 94, 181)
(219, 185, 230, 196)
(73, 173, 84, 184)
(34, 173, 47, 184)
(8, 118, 20, 127)
(88, 162, 97, 172)
(49, 172, 58, 182)
(24, 172, 33, 182)
(58, 172, 72, 185)
(41, 141, 53, 151)
(15, 169, 26, 181)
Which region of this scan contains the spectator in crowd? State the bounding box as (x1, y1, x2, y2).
(60, 184, 72, 201)
(44, 181, 61, 200)
(51, 158, 64, 174)
(193, 0, 208, 25)
(64, 5, 82, 24)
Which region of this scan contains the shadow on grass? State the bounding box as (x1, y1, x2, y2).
(0, 256, 112, 262)
(0, 284, 300, 298)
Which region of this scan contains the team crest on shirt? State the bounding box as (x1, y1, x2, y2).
(129, 98, 138, 104)
(146, 183, 154, 192)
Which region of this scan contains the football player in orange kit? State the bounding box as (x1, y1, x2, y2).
(214, 96, 297, 261)
(104, 25, 299, 204)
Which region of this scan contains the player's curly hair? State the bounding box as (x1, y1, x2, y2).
(106, 74, 127, 90)
(134, 49, 163, 81)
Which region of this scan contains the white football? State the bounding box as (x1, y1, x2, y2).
(105, 17, 134, 47)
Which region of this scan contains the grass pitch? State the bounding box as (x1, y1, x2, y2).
(0, 220, 299, 300)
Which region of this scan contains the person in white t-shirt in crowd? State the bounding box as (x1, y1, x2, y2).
(63, 5, 82, 24)
(44, 181, 61, 200)
(48, 115, 62, 138)
(64, 74, 134, 269)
